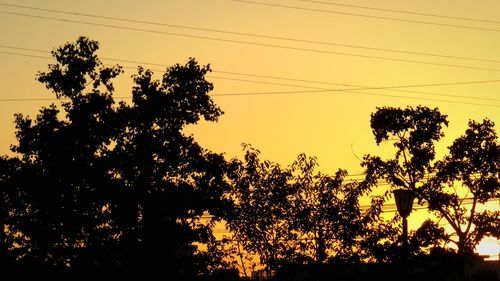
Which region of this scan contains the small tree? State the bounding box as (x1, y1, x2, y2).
(226, 145, 298, 277)
(290, 154, 366, 263)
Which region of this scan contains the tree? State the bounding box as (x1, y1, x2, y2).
(108, 59, 229, 277)
(9, 37, 122, 271)
(361, 106, 450, 259)
(0, 37, 229, 277)
(290, 154, 366, 264)
(361, 105, 498, 262)
(358, 217, 447, 263)
(363, 105, 449, 191)
(226, 145, 298, 278)
(226, 145, 398, 273)
(424, 119, 499, 256)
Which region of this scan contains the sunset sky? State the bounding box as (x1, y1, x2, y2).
(0, 0, 499, 258)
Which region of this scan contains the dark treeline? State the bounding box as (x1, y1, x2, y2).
(0, 37, 498, 280)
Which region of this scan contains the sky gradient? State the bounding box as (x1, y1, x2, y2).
(1, 0, 499, 258)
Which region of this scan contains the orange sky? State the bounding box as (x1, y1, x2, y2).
(0, 0, 498, 258)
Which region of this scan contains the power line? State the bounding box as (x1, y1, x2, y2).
(213, 89, 500, 108)
(0, 50, 51, 60)
(3, 86, 497, 107)
(300, 0, 500, 24)
(0, 47, 336, 90)
(2, 46, 500, 97)
(202, 197, 499, 221)
(2, 3, 500, 65)
(3, 11, 500, 73)
(209, 75, 500, 103)
(208, 70, 500, 102)
(0, 45, 48, 54)
(3, 44, 500, 103)
(1, 55, 500, 108)
(208, 76, 500, 105)
(210, 70, 500, 102)
(119, 64, 485, 100)
(1, 49, 500, 107)
(233, 0, 500, 33)
(378, 86, 500, 102)
(210, 79, 500, 96)
(2, 88, 497, 108)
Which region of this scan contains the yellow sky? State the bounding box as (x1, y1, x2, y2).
(0, 0, 499, 258)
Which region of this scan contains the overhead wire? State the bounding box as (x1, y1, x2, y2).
(0, 50, 50, 60)
(233, 0, 500, 33)
(2, 46, 500, 97)
(3, 44, 500, 103)
(1, 49, 500, 107)
(3, 10, 500, 73)
(213, 70, 500, 101)
(201, 197, 499, 222)
(1, 3, 500, 65)
(0, 6, 498, 104)
(0, 45, 500, 106)
(2, 4, 500, 104)
(206, 172, 494, 218)
(211, 71, 500, 102)
(186, 81, 500, 107)
(299, 0, 500, 24)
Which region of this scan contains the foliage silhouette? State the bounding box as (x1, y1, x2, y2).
(0, 37, 230, 277)
(225, 145, 297, 277)
(288, 153, 366, 264)
(0, 38, 497, 280)
(363, 105, 448, 191)
(361, 106, 450, 256)
(225, 145, 429, 274)
(361, 105, 499, 279)
(424, 119, 500, 255)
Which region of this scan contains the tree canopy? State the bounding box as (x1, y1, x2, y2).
(1, 37, 229, 277)
(425, 119, 500, 255)
(0, 38, 497, 280)
(362, 105, 499, 259)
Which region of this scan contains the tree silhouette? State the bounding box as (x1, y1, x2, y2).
(359, 217, 448, 263)
(0, 37, 229, 277)
(361, 105, 499, 269)
(108, 60, 229, 277)
(9, 37, 122, 271)
(424, 119, 499, 255)
(226, 145, 297, 278)
(360, 106, 450, 259)
(289, 154, 366, 264)
(1, 38, 497, 280)
(226, 145, 406, 274)
(363, 106, 448, 191)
